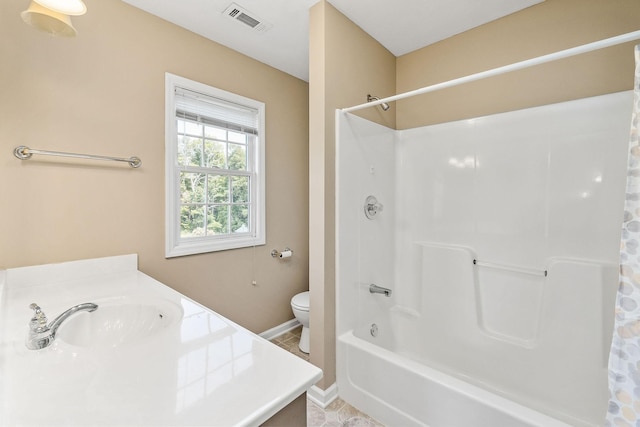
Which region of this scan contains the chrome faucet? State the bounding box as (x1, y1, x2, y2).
(26, 302, 98, 350)
(369, 284, 392, 297)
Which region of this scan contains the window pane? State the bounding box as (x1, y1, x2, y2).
(208, 175, 229, 203)
(205, 125, 226, 140)
(204, 140, 226, 168)
(180, 172, 206, 203)
(228, 144, 247, 170)
(180, 205, 205, 238)
(177, 136, 203, 167)
(228, 131, 246, 144)
(177, 119, 186, 134)
(231, 205, 249, 233)
(231, 176, 249, 203)
(184, 121, 202, 136)
(208, 205, 229, 235)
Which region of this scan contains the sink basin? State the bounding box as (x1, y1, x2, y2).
(57, 298, 183, 349)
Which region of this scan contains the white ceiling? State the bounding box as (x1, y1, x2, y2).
(121, 0, 543, 82)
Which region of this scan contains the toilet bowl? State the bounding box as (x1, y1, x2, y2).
(290, 291, 310, 353)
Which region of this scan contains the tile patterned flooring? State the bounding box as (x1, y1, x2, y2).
(270, 327, 385, 427)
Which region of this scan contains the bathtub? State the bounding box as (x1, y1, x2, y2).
(336, 248, 615, 427)
(337, 331, 575, 427)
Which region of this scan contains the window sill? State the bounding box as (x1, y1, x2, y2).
(165, 235, 265, 258)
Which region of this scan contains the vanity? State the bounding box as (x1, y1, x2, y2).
(0, 255, 322, 426)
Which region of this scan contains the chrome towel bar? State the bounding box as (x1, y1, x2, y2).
(13, 145, 142, 168)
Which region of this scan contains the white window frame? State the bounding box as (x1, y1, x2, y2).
(165, 73, 265, 258)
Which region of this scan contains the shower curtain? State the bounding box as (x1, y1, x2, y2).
(607, 45, 640, 427)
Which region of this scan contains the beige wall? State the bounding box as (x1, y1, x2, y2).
(308, 0, 396, 389)
(0, 0, 309, 333)
(397, 0, 640, 129)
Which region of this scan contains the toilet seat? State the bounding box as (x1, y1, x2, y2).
(291, 291, 309, 311)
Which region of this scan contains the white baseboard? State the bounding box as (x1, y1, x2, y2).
(259, 318, 301, 341)
(307, 383, 338, 409)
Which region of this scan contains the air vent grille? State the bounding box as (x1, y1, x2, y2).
(223, 3, 272, 32)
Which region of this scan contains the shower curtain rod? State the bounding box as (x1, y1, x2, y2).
(342, 30, 640, 113)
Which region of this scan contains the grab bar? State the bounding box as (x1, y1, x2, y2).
(473, 259, 548, 277)
(14, 146, 142, 168)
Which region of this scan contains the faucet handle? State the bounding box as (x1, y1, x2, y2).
(29, 303, 44, 315)
(29, 303, 48, 329)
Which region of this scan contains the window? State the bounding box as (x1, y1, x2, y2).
(165, 73, 265, 257)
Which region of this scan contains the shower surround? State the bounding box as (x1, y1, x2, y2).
(336, 91, 632, 426)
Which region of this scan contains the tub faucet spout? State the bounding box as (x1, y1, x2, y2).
(369, 284, 392, 297)
(26, 302, 98, 350)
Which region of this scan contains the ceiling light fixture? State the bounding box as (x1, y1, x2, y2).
(21, 0, 87, 37)
(32, 0, 86, 15)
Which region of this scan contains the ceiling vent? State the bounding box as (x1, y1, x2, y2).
(223, 3, 272, 32)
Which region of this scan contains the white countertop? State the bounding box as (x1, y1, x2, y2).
(0, 255, 322, 426)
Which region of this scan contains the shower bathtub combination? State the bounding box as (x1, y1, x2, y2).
(336, 89, 631, 427)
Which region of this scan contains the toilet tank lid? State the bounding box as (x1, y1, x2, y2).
(291, 291, 309, 309)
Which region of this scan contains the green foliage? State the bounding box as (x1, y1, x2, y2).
(178, 120, 251, 238)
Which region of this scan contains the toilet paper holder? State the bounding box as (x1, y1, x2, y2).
(271, 247, 294, 258)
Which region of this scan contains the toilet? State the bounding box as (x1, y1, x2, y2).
(290, 291, 310, 353)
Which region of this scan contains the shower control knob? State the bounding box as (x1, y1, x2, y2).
(364, 195, 383, 219)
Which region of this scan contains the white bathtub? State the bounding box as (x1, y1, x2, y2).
(336, 248, 615, 427)
(338, 330, 575, 427)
